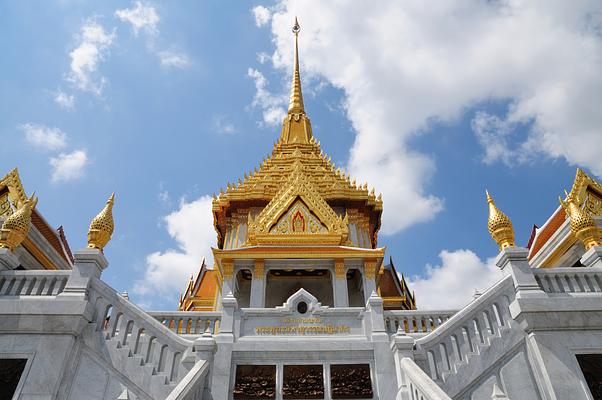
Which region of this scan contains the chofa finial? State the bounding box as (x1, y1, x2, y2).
(486, 190, 515, 250)
(559, 190, 600, 250)
(87, 193, 115, 251)
(0, 193, 37, 251)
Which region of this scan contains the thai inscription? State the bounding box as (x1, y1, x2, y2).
(255, 317, 351, 335)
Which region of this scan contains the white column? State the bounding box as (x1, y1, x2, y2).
(581, 246, 602, 268)
(363, 259, 378, 303)
(0, 248, 20, 270)
(496, 247, 543, 299)
(60, 248, 108, 298)
(333, 259, 349, 307)
(250, 259, 266, 307)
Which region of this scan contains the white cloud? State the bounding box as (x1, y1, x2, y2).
(158, 50, 191, 69)
(407, 250, 503, 310)
(252, 5, 271, 27)
(53, 90, 75, 109)
(66, 19, 115, 95)
(134, 196, 216, 304)
(49, 150, 88, 183)
(213, 115, 236, 135)
(247, 67, 286, 126)
(19, 123, 67, 151)
(115, 1, 159, 36)
(263, 0, 602, 234)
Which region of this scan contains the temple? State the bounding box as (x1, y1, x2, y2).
(2, 19, 602, 400)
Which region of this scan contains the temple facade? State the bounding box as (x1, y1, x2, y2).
(2, 20, 602, 400)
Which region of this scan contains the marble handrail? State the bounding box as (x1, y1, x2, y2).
(414, 275, 515, 382)
(89, 277, 195, 384)
(384, 310, 457, 335)
(533, 267, 602, 294)
(400, 357, 452, 400)
(149, 311, 222, 335)
(165, 360, 209, 400)
(0, 270, 71, 296)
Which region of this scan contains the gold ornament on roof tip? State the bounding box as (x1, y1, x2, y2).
(87, 193, 115, 251)
(0, 193, 37, 251)
(560, 190, 600, 250)
(486, 190, 515, 250)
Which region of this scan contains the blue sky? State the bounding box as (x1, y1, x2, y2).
(1, 1, 600, 309)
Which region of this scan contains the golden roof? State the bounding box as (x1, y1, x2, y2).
(212, 20, 382, 247)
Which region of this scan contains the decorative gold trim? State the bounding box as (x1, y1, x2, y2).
(254, 259, 265, 280)
(334, 259, 346, 279)
(364, 259, 377, 280)
(486, 190, 515, 250)
(213, 246, 385, 260)
(221, 259, 234, 279)
(247, 161, 349, 246)
(22, 237, 57, 270)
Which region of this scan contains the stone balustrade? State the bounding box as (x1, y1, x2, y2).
(384, 310, 457, 336)
(149, 311, 221, 335)
(0, 270, 71, 296)
(533, 267, 602, 294)
(89, 278, 196, 387)
(414, 276, 515, 383)
(400, 357, 452, 400)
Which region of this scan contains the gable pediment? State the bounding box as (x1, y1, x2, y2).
(247, 161, 349, 246)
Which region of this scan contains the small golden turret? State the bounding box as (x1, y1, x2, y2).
(486, 190, 515, 250)
(560, 190, 600, 250)
(0, 193, 37, 251)
(87, 193, 115, 251)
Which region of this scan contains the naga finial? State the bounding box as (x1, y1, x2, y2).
(0, 193, 37, 251)
(87, 193, 115, 251)
(486, 190, 515, 250)
(559, 190, 600, 250)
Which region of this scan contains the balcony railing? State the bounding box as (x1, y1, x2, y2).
(0, 270, 71, 296)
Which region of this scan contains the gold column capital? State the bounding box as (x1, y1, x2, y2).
(364, 259, 377, 280)
(334, 259, 346, 279)
(221, 259, 234, 279)
(254, 259, 265, 280)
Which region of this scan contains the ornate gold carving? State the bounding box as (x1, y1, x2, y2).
(246, 161, 349, 246)
(560, 190, 600, 250)
(334, 259, 346, 279)
(0, 193, 37, 251)
(364, 259, 377, 280)
(221, 260, 234, 279)
(87, 193, 115, 251)
(486, 190, 515, 250)
(254, 259, 265, 280)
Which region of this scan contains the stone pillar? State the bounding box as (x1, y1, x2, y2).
(220, 259, 235, 298)
(60, 248, 108, 298)
(363, 259, 378, 303)
(366, 291, 397, 400)
(0, 247, 20, 270)
(496, 247, 543, 299)
(250, 259, 266, 308)
(581, 246, 602, 268)
(333, 259, 348, 307)
(391, 328, 416, 400)
(211, 292, 238, 400)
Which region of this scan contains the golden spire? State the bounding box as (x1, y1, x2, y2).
(87, 193, 115, 251)
(289, 17, 304, 113)
(0, 193, 37, 251)
(280, 17, 313, 144)
(486, 190, 515, 250)
(560, 190, 600, 250)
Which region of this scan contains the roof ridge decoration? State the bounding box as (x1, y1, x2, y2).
(568, 168, 602, 215)
(0, 168, 28, 217)
(246, 160, 350, 246)
(560, 189, 600, 250)
(0, 192, 37, 251)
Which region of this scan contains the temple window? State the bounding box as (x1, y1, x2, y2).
(346, 269, 365, 307)
(264, 269, 333, 308)
(234, 269, 252, 308)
